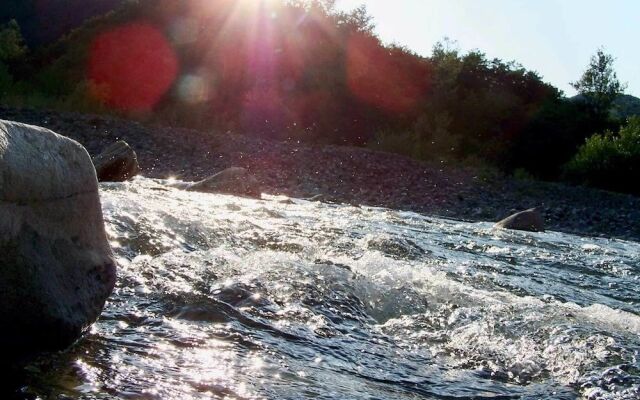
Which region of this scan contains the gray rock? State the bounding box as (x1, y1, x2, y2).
(0, 120, 116, 359)
(93, 140, 139, 182)
(306, 194, 324, 202)
(176, 167, 262, 198)
(495, 208, 545, 232)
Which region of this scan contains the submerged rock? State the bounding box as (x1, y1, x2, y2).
(173, 167, 262, 198)
(93, 140, 139, 182)
(495, 208, 545, 232)
(0, 120, 116, 359)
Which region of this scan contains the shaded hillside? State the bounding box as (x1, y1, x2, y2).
(613, 94, 640, 119)
(0, 0, 124, 46)
(571, 93, 640, 120)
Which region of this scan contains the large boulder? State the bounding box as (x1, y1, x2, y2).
(92, 140, 139, 182)
(495, 208, 545, 232)
(172, 167, 262, 198)
(0, 120, 116, 359)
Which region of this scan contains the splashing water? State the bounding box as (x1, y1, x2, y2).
(16, 178, 640, 399)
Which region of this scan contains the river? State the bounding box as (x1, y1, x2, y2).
(16, 178, 640, 399)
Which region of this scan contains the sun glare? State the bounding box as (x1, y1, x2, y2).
(236, 0, 278, 8)
(84, 0, 425, 136)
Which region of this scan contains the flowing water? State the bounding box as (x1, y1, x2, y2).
(14, 177, 640, 399)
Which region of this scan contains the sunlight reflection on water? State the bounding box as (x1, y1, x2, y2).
(16, 177, 640, 399)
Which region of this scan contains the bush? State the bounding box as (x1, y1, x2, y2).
(512, 168, 534, 181)
(0, 20, 27, 97)
(0, 19, 26, 61)
(369, 113, 460, 162)
(564, 117, 640, 194)
(0, 61, 13, 94)
(506, 97, 617, 180)
(369, 129, 421, 158)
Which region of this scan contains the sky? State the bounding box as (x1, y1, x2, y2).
(335, 0, 640, 97)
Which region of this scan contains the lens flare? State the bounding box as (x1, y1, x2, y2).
(88, 22, 179, 112)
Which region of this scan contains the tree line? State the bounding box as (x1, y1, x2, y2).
(0, 0, 637, 194)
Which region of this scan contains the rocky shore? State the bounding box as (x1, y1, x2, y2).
(1, 106, 639, 241)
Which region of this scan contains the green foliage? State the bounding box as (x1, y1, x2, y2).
(512, 168, 534, 181)
(564, 117, 640, 194)
(0, 19, 27, 96)
(0, 6, 134, 112)
(0, 61, 13, 94)
(1, 0, 635, 196)
(571, 49, 626, 117)
(372, 40, 558, 166)
(369, 129, 420, 158)
(506, 96, 616, 180)
(0, 19, 26, 61)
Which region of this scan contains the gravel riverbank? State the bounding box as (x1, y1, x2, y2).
(2, 106, 639, 241)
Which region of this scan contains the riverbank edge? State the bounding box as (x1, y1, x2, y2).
(1, 105, 638, 241)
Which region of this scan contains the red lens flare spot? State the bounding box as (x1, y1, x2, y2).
(88, 22, 178, 112)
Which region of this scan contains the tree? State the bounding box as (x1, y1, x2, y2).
(571, 49, 626, 116)
(0, 19, 27, 94)
(0, 19, 26, 61)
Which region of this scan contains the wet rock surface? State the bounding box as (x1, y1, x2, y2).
(0, 119, 116, 359)
(181, 167, 262, 198)
(495, 208, 545, 232)
(1, 106, 638, 240)
(92, 140, 140, 182)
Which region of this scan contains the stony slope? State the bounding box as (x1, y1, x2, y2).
(1, 106, 638, 240)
